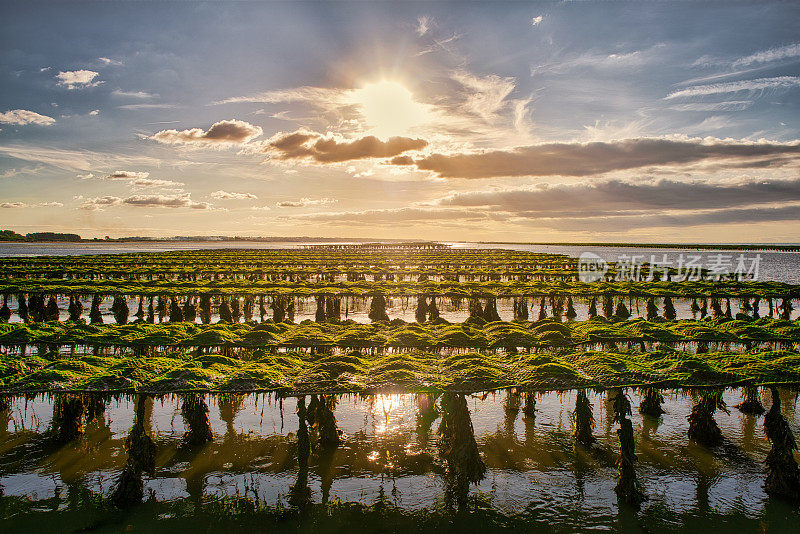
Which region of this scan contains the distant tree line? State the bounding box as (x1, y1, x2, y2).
(0, 230, 82, 242)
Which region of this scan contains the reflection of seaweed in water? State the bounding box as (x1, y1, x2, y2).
(523, 392, 536, 418)
(764, 387, 800, 502)
(736, 386, 765, 415)
(310, 395, 340, 506)
(111, 395, 156, 508)
(289, 396, 312, 510)
(639, 388, 664, 417)
(127, 395, 156, 474)
(218, 394, 245, 435)
(181, 393, 213, 446)
(318, 447, 336, 505)
(0, 398, 8, 445)
(641, 411, 661, 441)
(306, 394, 340, 450)
(84, 393, 108, 424)
(51, 393, 85, 444)
(503, 389, 520, 435)
(688, 391, 727, 447)
(437, 393, 486, 507)
(416, 393, 440, 447)
(695, 471, 711, 516)
(612, 390, 646, 507)
(573, 389, 595, 448)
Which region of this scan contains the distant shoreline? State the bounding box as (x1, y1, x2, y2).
(1, 238, 798, 252)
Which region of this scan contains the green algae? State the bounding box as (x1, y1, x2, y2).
(2, 341, 798, 394)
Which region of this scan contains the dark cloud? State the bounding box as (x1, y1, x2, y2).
(411, 138, 800, 178)
(280, 177, 800, 230)
(438, 178, 800, 212)
(389, 155, 415, 165)
(263, 129, 428, 163)
(527, 205, 800, 232)
(149, 119, 263, 146)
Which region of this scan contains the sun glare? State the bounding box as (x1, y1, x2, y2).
(350, 80, 431, 137)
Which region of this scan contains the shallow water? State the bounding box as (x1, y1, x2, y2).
(1, 389, 799, 532)
(1, 241, 799, 531)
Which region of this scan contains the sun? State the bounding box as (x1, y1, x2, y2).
(349, 80, 431, 138)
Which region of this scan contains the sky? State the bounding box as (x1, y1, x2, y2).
(1, 1, 799, 242)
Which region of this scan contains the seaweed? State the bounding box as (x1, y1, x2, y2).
(181, 392, 213, 445)
(736, 385, 765, 415)
(306, 394, 340, 450)
(289, 396, 312, 510)
(612, 390, 646, 506)
(639, 388, 664, 417)
(572, 389, 595, 447)
(438, 393, 486, 507)
(51, 393, 85, 443)
(763, 387, 800, 502)
(688, 391, 727, 447)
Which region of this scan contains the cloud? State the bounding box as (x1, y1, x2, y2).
(100, 170, 184, 188)
(280, 206, 485, 225)
(0, 109, 56, 126)
(56, 70, 102, 89)
(126, 178, 183, 188)
(435, 177, 800, 212)
(0, 145, 162, 172)
(80, 193, 210, 210)
(119, 103, 178, 110)
(531, 16, 543, 26)
(112, 89, 157, 99)
(105, 170, 150, 181)
(669, 101, 753, 112)
(215, 69, 530, 147)
(405, 137, 800, 179)
(1, 201, 63, 208)
(256, 129, 428, 163)
(214, 86, 347, 106)
(124, 193, 210, 209)
(1, 166, 44, 178)
(451, 71, 516, 121)
(98, 57, 123, 66)
(665, 76, 800, 99)
(209, 190, 258, 200)
(148, 119, 263, 147)
(415, 32, 463, 57)
(279, 178, 800, 231)
(416, 15, 433, 36)
(79, 196, 122, 211)
(389, 155, 415, 166)
(733, 43, 800, 68)
(276, 197, 337, 208)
